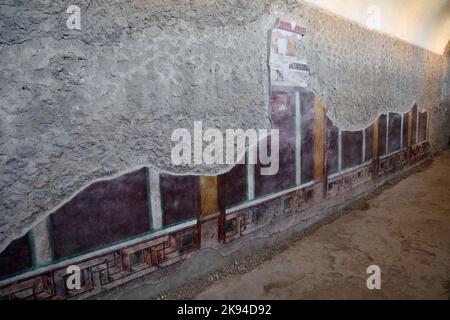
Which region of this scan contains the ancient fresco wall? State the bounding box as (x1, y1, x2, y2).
(0, 235, 32, 279)
(50, 168, 150, 260)
(0, 0, 448, 270)
(0, 19, 433, 289)
(0, 98, 432, 298)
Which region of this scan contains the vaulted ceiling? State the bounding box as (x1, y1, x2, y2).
(305, 0, 450, 54)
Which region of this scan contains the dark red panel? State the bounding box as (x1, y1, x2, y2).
(161, 175, 200, 227)
(255, 89, 295, 197)
(388, 113, 402, 153)
(365, 125, 373, 161)
(418, 112, 427, 143)
(411, 105, 417, 145)
(300, 92, 315, 183)
(51, 169, 150, 260)
(0, 235, 33, 279)
(402, 113, 408, 148)
(342, 130, 363, 170)
(326, 116, 339, 175)
(379, 114, 387, 156)
(218, 164, 246, 209)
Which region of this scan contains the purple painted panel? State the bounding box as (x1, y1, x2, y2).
(326, 116, 339, 175)
(402, 113, 408, 148)
(51, 169, 150, 260)
(342, 130, 363, 170)
(379, 114, 387, 156)
(0, 235, 32, 279)
(388, 113, 402, 153)
(418, 112, 427, 143)
(365, 125, 373, 161)
(301, 92, 315, 183)
(218, 164, 246, 209)
(255, 89, 295, 197)
(411, 105, 417, 145)
(161, 175, 200, 227)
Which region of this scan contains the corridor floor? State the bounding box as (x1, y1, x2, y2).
(194, 151, 450, 299)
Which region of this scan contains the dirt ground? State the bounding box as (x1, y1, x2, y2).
(193, 151, 450, 300)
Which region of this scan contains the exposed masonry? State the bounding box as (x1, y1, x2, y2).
(0, 0, 449, 253)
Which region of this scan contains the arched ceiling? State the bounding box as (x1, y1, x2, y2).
(304, 0, 450, 54)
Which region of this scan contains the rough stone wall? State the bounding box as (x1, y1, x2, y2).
(0, 0, 448, 253)
(437, 41, 450, 151)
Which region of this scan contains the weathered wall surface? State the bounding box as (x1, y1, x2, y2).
(438, 42, 450, 151)
(0, 0, 448, 253)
